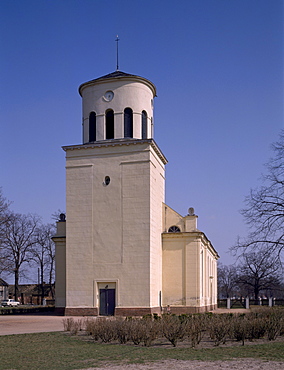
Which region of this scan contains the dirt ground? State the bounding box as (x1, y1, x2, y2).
(84, 358, 284, 370)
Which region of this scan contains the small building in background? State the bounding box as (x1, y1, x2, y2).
(7, 284, 55, 305)
(0, 278, 9, 302)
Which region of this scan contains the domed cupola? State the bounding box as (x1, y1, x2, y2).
(79, 71, 156, 144)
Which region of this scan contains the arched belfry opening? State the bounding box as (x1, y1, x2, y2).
(89, 112, 96, 142)
(106, 109, 114, 139)
(124, 108, 133, 138)
(142, 110, 147, 139)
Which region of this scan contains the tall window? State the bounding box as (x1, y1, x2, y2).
(89, 111, 96, 142)
(106, 109, 114, 139)
(124, 108, 133, 138)
(141, 110, 147, 139)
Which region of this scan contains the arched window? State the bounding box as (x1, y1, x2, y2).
(168, 226, 181, 233)
(106, 109, 114, 139)
(142, 110, 147, 139)
(89, 111, 96, 142)
(124, 108, 133, 138)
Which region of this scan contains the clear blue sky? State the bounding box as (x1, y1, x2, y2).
(1, 0, 283, 267)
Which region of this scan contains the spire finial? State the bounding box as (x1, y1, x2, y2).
(115, 35, 119, 71)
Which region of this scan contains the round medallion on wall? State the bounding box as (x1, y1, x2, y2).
(103, 90, 114, 102)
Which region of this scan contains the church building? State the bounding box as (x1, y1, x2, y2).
(53, 70, 219, 316)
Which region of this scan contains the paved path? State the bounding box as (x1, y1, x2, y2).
(0, 314, 84, 336)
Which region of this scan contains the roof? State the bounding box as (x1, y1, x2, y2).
(8, 284, 54, 295)
(79, 70, 157, 97)
(0, 278, 8, 286)
(89, 70, 139, 81)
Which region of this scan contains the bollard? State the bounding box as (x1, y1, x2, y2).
(246, 297, 250, 309)
(227, 298, 231, 309)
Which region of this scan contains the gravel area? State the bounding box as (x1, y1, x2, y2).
(83, 358, 284, 369)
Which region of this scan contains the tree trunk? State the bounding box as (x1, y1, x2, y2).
(14, 268, 19, 301)
(254, 283, 259, 301)
(41, 263, 44, 304)
(48, 260, 54, 298)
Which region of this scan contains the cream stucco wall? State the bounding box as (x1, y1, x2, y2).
(53, 221, 66, 308)
(162, 204, 185, 232)
(63, 139, 166, 310)
(162, 205, 218, 310)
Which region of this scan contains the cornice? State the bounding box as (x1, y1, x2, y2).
(162, 231, 219, 259)
(62, 139, 168, 165)
(51, 236, 66, 241)
(79, 73, 157, 97)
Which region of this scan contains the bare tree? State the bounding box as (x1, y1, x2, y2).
(46, 224, 56, 298)
(1, 213, 41, 300)
(0, 188, 10, 228)
(32, 223, 56, 302)
(236, 249, 282, 300)
(233, 131, 284, 260)
(217, 263, 239, 298)
(0, 188, 12, 275)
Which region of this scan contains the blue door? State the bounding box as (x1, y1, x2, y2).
(99, 289, 115, 316)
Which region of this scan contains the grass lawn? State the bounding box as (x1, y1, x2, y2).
(0, 332, 284, 370)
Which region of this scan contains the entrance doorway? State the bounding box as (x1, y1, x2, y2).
(99, 288, 115, 316)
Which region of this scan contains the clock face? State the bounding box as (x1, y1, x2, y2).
(103, 90, 114, 102)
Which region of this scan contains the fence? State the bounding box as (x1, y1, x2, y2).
(218, 298, 284, 309)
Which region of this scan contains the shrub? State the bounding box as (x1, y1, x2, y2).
(84, 318, 101, 341)
(128, 319, 145, 345)
(161, 314, 186, 347)
(246, 318, 266, 341)
(62, 318, 84, 335)
(185, 314, 207, 348)
(279, 317, 284, 337)
(62, 318, 75, 332)
(230, 315, 248, 345)
(96, 318, 117, 343)
(252, 307, 284, 341)
(266, 315, 281, 341)
(70, 320, 80, 335)
(65, 308, 284, 347)
(208, 314, 230, 346)
(114, 318, 130, 344)
(140, 316, 160, 347)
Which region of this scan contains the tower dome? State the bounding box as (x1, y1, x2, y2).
(79, 71, 157, 144)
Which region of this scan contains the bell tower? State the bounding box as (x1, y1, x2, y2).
(55, 70, 167, 316)
(79, 71, 155, 143)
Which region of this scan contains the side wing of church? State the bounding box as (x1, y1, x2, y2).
(53, 70, 219, 316)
